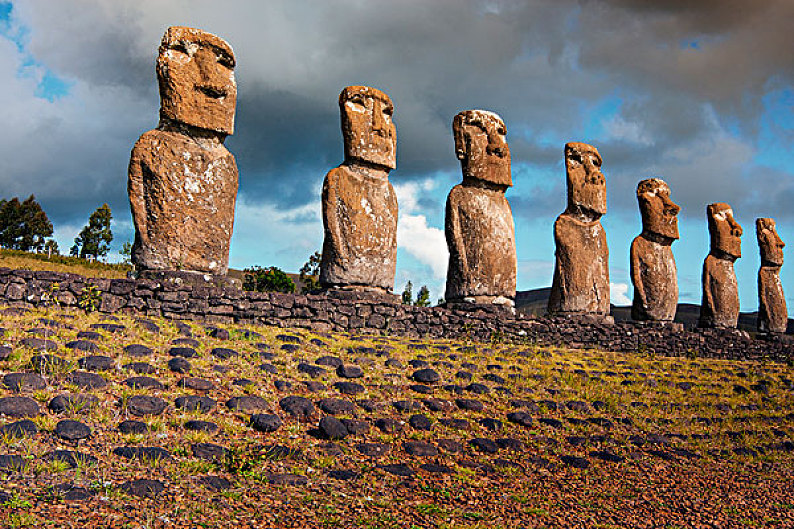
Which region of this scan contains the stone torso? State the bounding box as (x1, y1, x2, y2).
(548, 214, 610, 315)
(320, 164, 398, 291)
(699, 254, 739, 328)
(758, 266, 787, 333)
(630, 235, 678, 321)
(128, 129, 238, 274)
(445, 184, 516, 301)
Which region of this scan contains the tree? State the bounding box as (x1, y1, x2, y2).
(44, 239, 59, 257)
(299, 251, 322, 293)
(401, 281, 413, 305)
(119, 241, 133, 264)
(73, 204, 113, 259)
(415, 285, 431, 307)
(243, 266, 295, 293)
(0, 195, 54, 252)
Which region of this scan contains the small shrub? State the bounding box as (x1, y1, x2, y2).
(78, 284, 102, 313)
(242, 266, 295, 293)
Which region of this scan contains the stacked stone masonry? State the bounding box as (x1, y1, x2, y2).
(0, 267, 790, 363)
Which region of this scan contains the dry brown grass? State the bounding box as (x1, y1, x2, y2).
(0, 249, 131, 279)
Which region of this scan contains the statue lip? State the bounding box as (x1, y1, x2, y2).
(197, 85, 228, 99)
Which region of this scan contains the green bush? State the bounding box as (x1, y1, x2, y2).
(242, 266, 295, 293)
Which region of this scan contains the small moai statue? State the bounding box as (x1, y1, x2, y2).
(128, 26, 238, 282)
(319, 86, 398, 293)
(756, 217, 787, 333)
(548, 142, 610, 316)
(699, 203, 743, 328)
(630, 178, 681, 321)
(444, 110, 516, 307)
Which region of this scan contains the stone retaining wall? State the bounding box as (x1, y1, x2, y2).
(0, 267, 790, 363)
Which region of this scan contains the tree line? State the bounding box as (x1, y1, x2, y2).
(0, 195, 113, 259)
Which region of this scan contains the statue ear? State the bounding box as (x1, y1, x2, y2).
(453, 114, 467, 160)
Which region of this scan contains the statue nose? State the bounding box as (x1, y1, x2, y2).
(371, 100, 387, 135)
(195, 48, 228, 94)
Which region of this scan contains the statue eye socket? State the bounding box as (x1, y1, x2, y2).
(170, 43, 188, 54)
(592, 156, 602, 168)
(497, 127, 506, 136)
(217, 53, 234, 68)
(349, 95, 366, 107)
(569, 153, 582, 164)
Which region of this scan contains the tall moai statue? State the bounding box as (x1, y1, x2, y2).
(548, 142, 610, 316)
(756, 217, 787, 333)
(630, 178, 680, 321)
(128, 26, 238, 282)
(445, 110, 516, 307)
(699, 203, 743, 328)
(319, 86, 398, 293)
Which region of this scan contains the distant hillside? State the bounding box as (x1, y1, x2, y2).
(516, 287, 793, 334)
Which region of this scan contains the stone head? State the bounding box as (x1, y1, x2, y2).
(756, 217, 785, 266)
(339, 86, 396, 170)
(637, 178, 680, 241)
(453, 110, 511, 188)
(565, 142, 606, 218)
(157, 26, 237, 135)
(707, 202, 742, 259)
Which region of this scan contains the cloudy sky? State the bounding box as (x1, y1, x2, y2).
(0, 0, 791, 313)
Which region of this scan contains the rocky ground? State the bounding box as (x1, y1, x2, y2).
(0, 305, 791, 528)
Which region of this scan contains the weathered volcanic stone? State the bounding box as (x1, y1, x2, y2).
(0, 419, 38, 438)
(0, 397, 40, 417)
(630, 178, 680, 321)
(320, 85, 398, 293)
(191, 443, 227, 462)
(279, 396, 316, 421)
(175, 396, 216, 413)
(77, 355, 114, 371)
(3, 372, 46, 392)
(66, 371, 107, 390)
(548, 142, 609, 316)
(700, 203, 742, 328)
(445, 110, 516, 306)
(250, 413, 282, 433)
(55, 420, 91, 441)
(118, 420, 148, 434)
(126, 395, 167, 417)
(119, 479, 165, 499)
(756, 217, 787, 333)
(19, 337, 58, 352)
(124, 344, 154, 357)
(48, 394, 99, 414)
(226, 395, 269, 413)
(412, 368, 440, 384)
(319, 416, 349, 439)
(66, 340, 100, 353)
(114, 446, 172, 462)
(128, 26, 238, 276)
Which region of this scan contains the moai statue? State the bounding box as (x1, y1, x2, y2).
(548, 142, 610, 316)
(319, 86, 398, 293)
(699, 203, 743, 328)
(756, 218, 787, 333)
(630, 178, 681, 321)
(128, 26, 238, 282)
(445, 110, 516, 307)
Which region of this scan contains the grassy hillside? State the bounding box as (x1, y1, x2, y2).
(0, 305, 791, 527)
(0, 249, 131, 279)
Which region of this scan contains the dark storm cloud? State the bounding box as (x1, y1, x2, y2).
(1, 0, 791, 229)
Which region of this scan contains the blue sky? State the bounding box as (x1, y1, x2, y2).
(0, 0, 791, 314)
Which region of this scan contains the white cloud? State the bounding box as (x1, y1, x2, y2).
(229, 195, 323, 272)
(397, 214, 447, 279)
(603, 115, 652, 146)
(392, 178, 448, 279)
(610, 282, 631, 306)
